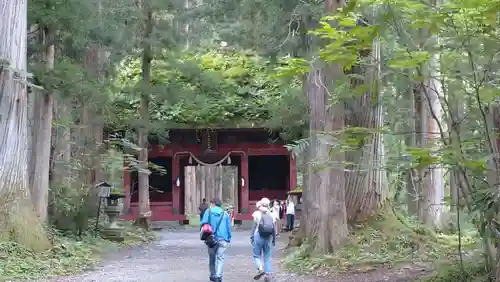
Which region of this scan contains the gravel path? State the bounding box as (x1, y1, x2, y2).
(43, 228, 430, 282)
(44, 229, 315, 282)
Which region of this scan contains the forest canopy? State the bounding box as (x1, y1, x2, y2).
(109, 49, 307, 135)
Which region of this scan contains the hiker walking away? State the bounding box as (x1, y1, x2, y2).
(251, 197, 276, 281)
(199, 198, 209, 221)
(200, 198, 232, 282)
(270, 199, 281, 236)
(285, 196, 295, 232)
(252, 200, 262, 221)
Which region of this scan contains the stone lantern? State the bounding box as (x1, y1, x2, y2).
(96, 181, 126, 242)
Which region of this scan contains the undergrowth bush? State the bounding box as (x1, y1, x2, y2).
(0, 226, 156, 280)
(282, 214, 478, 273)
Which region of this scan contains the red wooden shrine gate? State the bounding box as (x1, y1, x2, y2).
(122, 128, 297, 222)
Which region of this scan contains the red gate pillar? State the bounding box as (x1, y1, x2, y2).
(123, 163, 131, 214)
(240, 153, 249, 214)
(172, 155, 180, 214)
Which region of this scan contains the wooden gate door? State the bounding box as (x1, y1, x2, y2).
(184, 165, 238, 218)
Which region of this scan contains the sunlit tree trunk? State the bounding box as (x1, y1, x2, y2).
(344, 37, 388, 222)
(0, 0, 49, 251)
(184, 0, 190, 50)
(416, 52, 444, 228)
(29, 27, 54, 223)
(135, 0, 153, 229)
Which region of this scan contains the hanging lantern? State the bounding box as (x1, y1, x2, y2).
(189, 155, 193, 165)
(227, 156, 231, 165)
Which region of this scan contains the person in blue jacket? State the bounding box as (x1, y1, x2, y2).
(200, 198, 232, 282)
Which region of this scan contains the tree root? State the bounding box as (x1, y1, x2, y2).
(134, 216, 151, 230)
(0, 197, 50, 252)
(288, 230, 303, 247)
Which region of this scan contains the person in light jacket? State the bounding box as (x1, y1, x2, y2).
(251, 197, 276, 281)
(270, 199, 281, 235)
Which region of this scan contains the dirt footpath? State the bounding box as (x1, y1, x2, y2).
(43, 229, 430, 282)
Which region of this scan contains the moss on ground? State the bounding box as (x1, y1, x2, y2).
(419, 261, 488, 282)
(0, 225, 156, 280)
(282, 213, 478, 274)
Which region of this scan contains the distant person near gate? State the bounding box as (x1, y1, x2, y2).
(285, 196, 295, 232)
(200, 198, 232, 282)
(270, 199, 281, 236)
(199, 198, 209, 221)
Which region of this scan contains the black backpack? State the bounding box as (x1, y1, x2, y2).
(258, 212, 275, 238)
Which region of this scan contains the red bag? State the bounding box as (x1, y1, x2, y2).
(199, 209, 225, 248)
(200, 209, 214, 241)
(200, 223, 213, 240)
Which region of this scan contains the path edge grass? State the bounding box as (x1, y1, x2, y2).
(281, 213, 480, 280)
(0, 223, 157, 281)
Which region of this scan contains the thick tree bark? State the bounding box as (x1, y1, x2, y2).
(0, 0, 49, 251)
(344, 39, 388, 222)
(79, 43, 106, 187)
(77, 103, 95, 186)
(50, 100, 72, 184)
(303, 66, 349, 253)
(485, 107, 500, 280)
(135, 0, 153, 228)
(402, 72, 418, 216)
(300, 0, 349, 253)
(74, 43, 103, 232)
(49, 99, 73, 229)
(29, 27, 54, 223)
(50, 101, 72, 187)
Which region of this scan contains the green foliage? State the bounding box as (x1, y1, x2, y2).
(313, 16, 377, 70)
(49, 142, 137, 234)
(192, 0, 320, 56)
(0, 227, 155, 280)
(280, 0, 500, 266)
(111, 49, 307, 134)
(0, 238, 96, 280)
